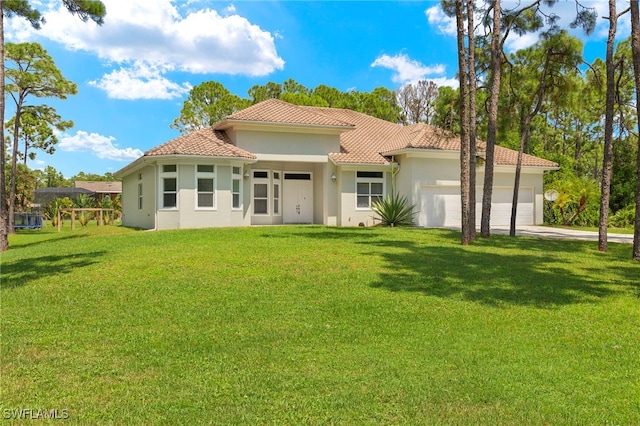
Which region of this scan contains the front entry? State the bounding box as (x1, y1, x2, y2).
(283, 173, 313, 224)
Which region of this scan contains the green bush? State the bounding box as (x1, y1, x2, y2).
(610, 204, 636, 228)
(372, 193, 417, 227)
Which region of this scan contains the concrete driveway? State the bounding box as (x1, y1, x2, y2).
(490, 225, 633, 244)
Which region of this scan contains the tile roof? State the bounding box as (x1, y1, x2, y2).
(138, 99, 557, 168)
(219, 98, 355, 128)
(74, 181, 122, 193)
(145, 127, 256, 159)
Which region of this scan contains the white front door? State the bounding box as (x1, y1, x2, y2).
(283, 173, 313, 224)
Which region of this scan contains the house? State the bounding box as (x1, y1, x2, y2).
(114, 99, 557, 230)
(74, 181, 122, 202)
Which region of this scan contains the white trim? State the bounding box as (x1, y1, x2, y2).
(159, 164, 178, 210)
(251, 169, 270, 216)
(195, 164, 217, 211)
(355, 171, 385, 211)
(231, 166, 243, 211)
(273, 170, 281, 216)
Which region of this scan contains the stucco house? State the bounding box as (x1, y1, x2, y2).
(114, 99, 557, 230)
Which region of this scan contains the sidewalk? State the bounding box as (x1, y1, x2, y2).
(490, 225, 633, 244)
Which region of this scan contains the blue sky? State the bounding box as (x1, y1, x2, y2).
(4, 0, 631, 179)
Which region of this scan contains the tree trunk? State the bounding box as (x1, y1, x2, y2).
(509, 53, 549, 237)
(598, 0, 618, 252)
(481, 0, 502, 238)
(8, 106, 23, 234)
(0, 8, 8, 251)
(467, 0, 477, 242)
(510, 118, 531, 236)
(456, 0, 471, 245)
(630, 0, 640, 261)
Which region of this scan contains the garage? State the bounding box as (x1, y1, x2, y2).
(418, 185, 534, 227)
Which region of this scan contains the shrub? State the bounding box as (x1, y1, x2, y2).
(610, 204, 635, 228)
(372, 193, 417, 227)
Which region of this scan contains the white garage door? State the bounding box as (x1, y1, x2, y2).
(419, 186, 533, 227)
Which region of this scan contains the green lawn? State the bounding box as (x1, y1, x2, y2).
(2, 224, 639, 424)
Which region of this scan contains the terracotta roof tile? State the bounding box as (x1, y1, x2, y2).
(300, 106, 404, 165)
(221, 98, 355, 128)
(139, 99, 557, 168)
(145, 127, 256, 159)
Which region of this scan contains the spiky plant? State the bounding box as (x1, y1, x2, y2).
(371, 193, 417, 227)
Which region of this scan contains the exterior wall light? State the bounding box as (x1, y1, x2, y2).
(331, 173, 337, 182)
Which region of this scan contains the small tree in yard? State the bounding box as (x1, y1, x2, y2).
(372, 193, 417, 227)
(549, 177, 600, 226)
(74, 193, 95, 227)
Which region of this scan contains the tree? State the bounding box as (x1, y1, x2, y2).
(0, 0, 105, 252)
(453, 0, 473, 245)
(506, 31, 584, 237)
(397, 80, 438, 125)
(170, 81, 249, 135)
(630, 0, 640, 261)
(480, 0, 502, 238)
(6, 105, 73, 164)
(5, 41, 78, 233)
(599, 0, 630, 252)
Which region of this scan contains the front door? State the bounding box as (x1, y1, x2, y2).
(283, 173, 313, 224)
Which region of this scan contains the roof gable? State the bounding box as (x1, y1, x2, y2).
(145, 127, 256, 159)
(217, 98, 355, 129)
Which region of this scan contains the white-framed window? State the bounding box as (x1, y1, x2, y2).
(161, 164, 178, 209)
(356, 171, 384, 209)
(138, 183, 143, 210)
(196, 164, 216, 209)
(232, 166, 242, 210)
(273, 171, 281, 215)
(252, 170, 269, 215)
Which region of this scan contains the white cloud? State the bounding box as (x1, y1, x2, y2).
(59, 131, 143, 161)
(425, 6, 456, 36)
(426, 0, 631, 53)
(5, 0, 284, 99)
(371, 54, 447, 85)
(89, 63, 192, 100)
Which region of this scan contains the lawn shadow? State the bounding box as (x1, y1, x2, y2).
(1, 251, 106, 290)
(364, 236, 632, 308)
(9, 232, 89, 250)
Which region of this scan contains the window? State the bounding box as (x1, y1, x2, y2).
(273, 171, 281, 215)
(138, 183, 143, 210)
(196, 165, 216, 209)
(356, 171, 384, 209)
(253, 170, 269, 215)
(160, 164, 178, 209)
(232, 167, 242, 210)
(163, 177, 177, 208)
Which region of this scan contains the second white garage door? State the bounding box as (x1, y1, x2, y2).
(418, 186, 534, 227)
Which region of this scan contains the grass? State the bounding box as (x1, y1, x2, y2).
(2, 223, 639, 424)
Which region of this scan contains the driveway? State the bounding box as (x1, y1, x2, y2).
(490, 225, 633, 244)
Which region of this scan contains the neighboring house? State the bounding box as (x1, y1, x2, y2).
(74, 181, 122, 202)
(114, 99, 557, 230)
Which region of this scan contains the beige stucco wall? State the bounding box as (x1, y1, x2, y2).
(234, 129, 340, 157)
(395, 154, 548, 225)
(121, 165, 156, 229)
(338, 168, 392, 227)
